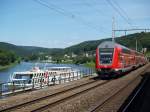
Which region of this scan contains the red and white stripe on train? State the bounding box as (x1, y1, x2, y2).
(95, 41, 147, 76)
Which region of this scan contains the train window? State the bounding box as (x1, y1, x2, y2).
(99, 48, 114, 64)
(99, 48, 114, 52)
(120, 55, 124, 62)
(122, 48, 130, 54)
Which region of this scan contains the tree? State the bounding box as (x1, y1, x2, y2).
(0, 49, 18, 66)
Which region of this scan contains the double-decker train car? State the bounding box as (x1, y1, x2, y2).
(96, 41, 147, 77)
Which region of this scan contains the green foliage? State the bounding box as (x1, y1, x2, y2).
(65, 32, 150, 54)
(27, 54, 39, 61)
(0, 42, 63, 57)
(52, 56, 64, 63)
(0, 32, 150, 63)
(0, 49, 18, 66)
(64, 38, 111, 55)
(145, 51, 150, 57)
(115, 32, 150, 51)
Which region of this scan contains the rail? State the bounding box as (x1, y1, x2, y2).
(0, 68, 95, 98)
(0, 79, 109, 112)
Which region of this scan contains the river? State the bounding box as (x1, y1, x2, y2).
(0, 62, 91, 83)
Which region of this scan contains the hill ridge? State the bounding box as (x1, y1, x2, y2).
(0, 32, 150, 57)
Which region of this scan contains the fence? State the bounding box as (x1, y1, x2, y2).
(0, 68, 95, 98)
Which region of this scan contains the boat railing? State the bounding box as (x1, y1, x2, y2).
(0, 68, 95, 98)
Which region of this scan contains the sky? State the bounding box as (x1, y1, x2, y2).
(0, 0, 150, 48)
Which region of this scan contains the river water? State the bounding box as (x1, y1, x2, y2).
(0, 62, 91, 83)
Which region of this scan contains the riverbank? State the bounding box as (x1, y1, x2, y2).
(55, 61, 95, 69)
(56, 61, 95, 69)
(25, 60, 95, 69)
(0, 61, 19, 71)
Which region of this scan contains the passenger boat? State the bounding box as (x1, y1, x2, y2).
(10, 66, 81, 87)
(47, 66, 81, 82)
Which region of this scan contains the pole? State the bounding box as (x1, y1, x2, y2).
(47, 76, 50, 86)
(59, 74, 61, 84)
(53, 75, 56, 85)
(0, 83, 2, 97)
(40, 77, 42, 88)
(136, 39, 137, 51)
(32, 79, 34, 89)
(73, 72, 74, 81)
(12, 81, 15, 93)
(125, 30, 127, 37)
(69, 73, 71, 81)
(112, 17, 115, 42)
(23, 80, 25, 91)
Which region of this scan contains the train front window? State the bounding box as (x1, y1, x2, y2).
(99, 48, 114, 64)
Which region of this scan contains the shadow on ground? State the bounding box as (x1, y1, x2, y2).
(118, 72, 150, 112)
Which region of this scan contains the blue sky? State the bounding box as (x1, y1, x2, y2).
(0, 0, 150, 48)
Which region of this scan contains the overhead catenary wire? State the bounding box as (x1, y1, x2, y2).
(112, 0, 140, 29)
(82, 0, 135, 29)
(114, 29, 150, 32)
(81, 1, 106, 16)
(81, 0, 113, 35)
(105, 0, 143, 38)
(114, 29, 150, 36)
(106, 0, 133, 27)
(33, 0, 75, 19)
(112, 0, 132, 23)
(33, 0, 107, 34)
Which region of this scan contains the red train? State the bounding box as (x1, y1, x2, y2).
(96, 41, 147, 77)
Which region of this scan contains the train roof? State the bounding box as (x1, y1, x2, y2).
(98, 41, 144, 55)
(98, 41, 129, 49)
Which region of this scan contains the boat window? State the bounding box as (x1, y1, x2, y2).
(30, 74, 33, 79)
(15, 74, 32, 80)
(15, 74, 22, 79)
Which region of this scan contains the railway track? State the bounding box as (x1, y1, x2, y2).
(89, 74, 144, 112)
(119, 73, 150, 112)
(32, 64, 150, 112)
(0, 76, 111, 112)
(2, 65, 149, 112)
